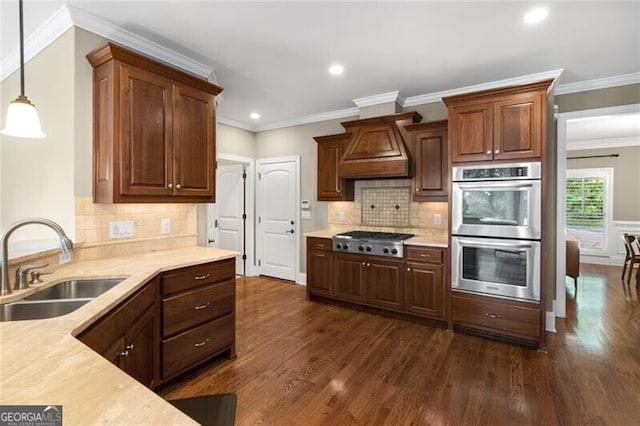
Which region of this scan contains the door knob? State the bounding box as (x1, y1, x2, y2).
(285, 229, 295, 234)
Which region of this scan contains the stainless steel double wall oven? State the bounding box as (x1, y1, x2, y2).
(451, 162, 542, 302)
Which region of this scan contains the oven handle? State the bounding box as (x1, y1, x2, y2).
(455, 238, 533, 249)
(455, 181, 535, 190)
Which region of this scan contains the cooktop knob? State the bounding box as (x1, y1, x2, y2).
(358, 245, 365, 251)
(336, 243, 343, 249)
(391, 248, 398, 255)
(343, 243, 349, 249)
(382, 247, 389, 254)
(365, 246, 372, 252)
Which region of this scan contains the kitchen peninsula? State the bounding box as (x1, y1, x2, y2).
(0, 246, 237, 424)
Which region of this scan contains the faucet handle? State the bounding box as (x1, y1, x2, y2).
(14, 263, 49, 290)
(30, 270, 54, 285)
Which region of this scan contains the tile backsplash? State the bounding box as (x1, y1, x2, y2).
(327, 179, 448, 238)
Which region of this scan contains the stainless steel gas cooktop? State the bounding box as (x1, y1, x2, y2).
(331, 231, 415, 258)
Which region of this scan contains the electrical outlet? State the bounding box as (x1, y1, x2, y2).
(161, 218, 171, 234)
(110, 221, 134, 239)
(338, 211, 346, 221)
(434, 213, 442, 226)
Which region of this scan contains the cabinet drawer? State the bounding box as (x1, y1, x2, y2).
(162, 258, 235, 296)
(308, 237, 332, 251)
(452, 295, 540, 339)
(162, 314, 234, 379)
(406, 246, 443, 264)
(162, 280, 234, 337)
(79, 281, 156, 355)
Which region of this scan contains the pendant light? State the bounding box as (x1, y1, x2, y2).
(1, 0, 45, 138)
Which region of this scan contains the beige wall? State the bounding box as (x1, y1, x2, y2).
(556, 84, 640, 113)
(566, 146, 640, 221)
(0, 28, 76, 244)
(217, 123, 255, 158)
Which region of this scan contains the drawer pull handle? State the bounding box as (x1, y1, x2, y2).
(194, 274, 211, 280)
(484, 313, 502, 319)
(194, 339, 210, 348)
(419, 254, 430, 258)
(194, 302, 211, 310)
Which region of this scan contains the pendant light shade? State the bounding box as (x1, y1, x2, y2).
(2, 96, 45, 138)
(1, 0, 46, 138)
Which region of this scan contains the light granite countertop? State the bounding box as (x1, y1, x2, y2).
(305, 230, 448, 248)
(0, 246, 238, 425)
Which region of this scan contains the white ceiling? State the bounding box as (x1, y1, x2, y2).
(1, 1, 639, 131)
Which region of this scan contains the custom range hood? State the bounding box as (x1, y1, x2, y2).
(337, 111, 422, 179)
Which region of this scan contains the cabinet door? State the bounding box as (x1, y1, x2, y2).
(173, 84, 216, 200)
(315, 136, 354, 201)
(414, 128, 448, 201)
(493, 92, 542, 160)
(332, 253, 365, 302)
(450, 102, 493, 163)
(406, 262, 444, 320)
(307, 249, 332, 296)
(365, 258, 405, 311)
(123, 307, 156, 388)
(119, 64, 173, 196)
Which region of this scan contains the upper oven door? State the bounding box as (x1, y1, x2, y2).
(452, 179, 541, 239)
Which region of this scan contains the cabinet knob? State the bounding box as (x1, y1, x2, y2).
(416, 187, 419, 192)
(120, 350, 129, 357)
(407, 267, 411, 272)
(175, 183, 182, 189)
(486, 150, 491, 155)
(125, 344, 134, 351)
(494, 150, 500, 155)
(167, 183, 173, 189)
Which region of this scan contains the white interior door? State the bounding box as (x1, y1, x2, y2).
(215, 163, 245, 275)
(256, 158, 299, 281)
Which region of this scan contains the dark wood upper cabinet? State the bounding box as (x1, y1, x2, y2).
(404, 120, 448, 201)
(87, 43, 222, 203)
(443, 79, 552, 163)
(314, 134, 354, 201)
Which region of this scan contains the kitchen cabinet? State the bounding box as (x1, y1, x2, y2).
(452, 291, 541, 345)
(405, 246, 446, 321)
(306, 237, 333, 297)
(87, 43, 223, 203)
(404, 120, 448, 201)
(443, 79, 552, 163)
(314, 134, 354, 201)
(332, 253, 404, 310)
(160, 258, 236, 381)
(78, 279, 158, 388)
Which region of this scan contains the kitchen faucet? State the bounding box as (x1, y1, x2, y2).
(0, 218, 74, 296)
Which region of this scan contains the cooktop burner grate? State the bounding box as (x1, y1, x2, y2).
(335, 231, 415, 241)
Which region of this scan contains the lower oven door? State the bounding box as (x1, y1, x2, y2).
(451, 236, 541, 302)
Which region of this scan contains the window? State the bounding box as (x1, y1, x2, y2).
(566, 168, 613, 256)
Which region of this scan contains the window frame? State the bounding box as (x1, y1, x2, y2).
(565, 167, 614, 257)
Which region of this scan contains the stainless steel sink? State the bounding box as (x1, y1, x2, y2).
(24, 278, 124, 301)
(0, 299, 90, 322)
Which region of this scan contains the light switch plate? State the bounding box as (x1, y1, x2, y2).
(338, 211, 346, 221)
(161, 218, 171, 234)
(110, 221, 134, 239)
(434, 213, 442, 226)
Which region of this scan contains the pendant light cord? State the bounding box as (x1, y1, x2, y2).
(19, 0, 25, 97)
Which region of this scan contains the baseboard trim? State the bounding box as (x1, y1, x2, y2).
(545, 310, 556, 333)
(297, 273, 307, 286)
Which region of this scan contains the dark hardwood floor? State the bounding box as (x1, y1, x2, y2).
(159, 264, 640, 425)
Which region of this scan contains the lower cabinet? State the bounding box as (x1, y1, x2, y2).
(78, 279, 158, 388)
(306, 237, 447, 324)
(77, 257, 236, 389)
(451, 292, 541, 344)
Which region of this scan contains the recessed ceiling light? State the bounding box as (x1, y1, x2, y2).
(329, 64, 344, 76)
(524, 7, 549, 24)
(249, 112, 261, 120)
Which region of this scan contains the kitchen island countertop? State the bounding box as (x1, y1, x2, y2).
(0, 246, 238, 425)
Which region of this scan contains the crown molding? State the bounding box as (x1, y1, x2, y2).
(1, 5, 73, 81)
(217, 116, 257, 132)
(566, 136, 640, 151)
(353, 90, 401, 107)
(402, 69, 565, 107)
(554, 72, 640, 95)
(254, 107, 360, 132)
(67, 5, 217, 83)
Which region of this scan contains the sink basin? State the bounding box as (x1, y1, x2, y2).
(24, 278, 124, 301)
(0, 299, 90, 322)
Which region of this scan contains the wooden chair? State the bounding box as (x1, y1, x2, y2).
(621, 233, 640, 287)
